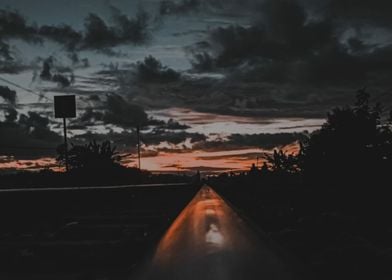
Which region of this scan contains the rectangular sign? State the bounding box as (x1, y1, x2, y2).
(54, 95, 76, 118)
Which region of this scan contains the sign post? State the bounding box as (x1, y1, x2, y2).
(54, 95, 76, 172)
(137, 125, 141, 170)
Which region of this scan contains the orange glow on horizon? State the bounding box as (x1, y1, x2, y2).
(0, 143, 300, 173)
(124, 148, 272, 173)
(0, 157, 60, 172)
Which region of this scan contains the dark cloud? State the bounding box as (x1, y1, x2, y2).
(347, 37, 373, 54)
(0, 7, 150, 58)
(109, 6, 150, 44)
(208, 25, 267, 67)
(82, 7, 149, 50)
(79, 108, 104, 124)
(144, 129, 206, 146)
(321, 0, 392, 27)
(135, 56, 180, 83)
(261, 0, 306, 42)
(38, 24, 82, 51)
(227, 133, 306, 149)
(0, 9, 36, 68)
(175, 0, 392, 29)
(39, 56, 53, 80)
(189, 0, 392, 90)
(0, 8, 83, 55)
(190, 52, 215, 71)
(362, 45, 392, 73)
(158, 0, 260, 16)
(36, 56, 72, 87)
(83, 13, 116, 49)
(103, 94, 149, 127)
(159, 0, 201, 16)
(117, 70, 347, 118)
(67, 52, 79, 65)
(3, 107, 17, 123)
(0, 41, 13, 62)
(162, 119, 190, 130)
(0, 8, 39, 43)
(77, 104, 190, 132)
(0, 86, 17, 104)
(71, 129, 206, 151)
(18, 112, 50, 132)
(193, 133, 306, 151)
(0, 59, 27, 74)
(205, 0, 336, 67)
(0, 110, 62, 159)
(52, 74, 71, 88)
(72, 131, 301, 157)
(86, 94, 101, 102)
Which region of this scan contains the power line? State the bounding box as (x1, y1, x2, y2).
(0, 76, 52, 102)
(0, 145, 57, 151)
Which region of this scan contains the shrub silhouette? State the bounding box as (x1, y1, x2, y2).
(57, 140, 121, 170)
(268, 149, 301, 174)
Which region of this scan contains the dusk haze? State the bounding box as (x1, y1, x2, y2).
(1, 0, 392, 279)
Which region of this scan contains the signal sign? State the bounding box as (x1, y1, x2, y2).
(54, 95, 76, 118)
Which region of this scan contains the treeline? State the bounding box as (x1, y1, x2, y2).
(222, 89, 392, 189)
(210, 90, 392, 280)
(0, 141, 197, 188)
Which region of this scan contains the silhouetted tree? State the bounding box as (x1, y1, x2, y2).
(299, 89, 392, 184)
(260, 162, 270, 173)
(264, 89, 392, 184)
(57, 140, 121, 170)
(268, 149, 300, 174)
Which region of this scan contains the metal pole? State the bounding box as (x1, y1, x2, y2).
(63, 117, 69, 172)
(137, 125, 141, 170)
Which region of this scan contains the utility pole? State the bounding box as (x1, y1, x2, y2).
(137, 125, 141, 170)
(54, 95, 76, 173)
(63, 118, 69, 172)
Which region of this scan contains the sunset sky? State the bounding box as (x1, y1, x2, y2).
(1, 0, 392, 173)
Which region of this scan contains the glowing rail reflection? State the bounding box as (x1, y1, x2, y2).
(140, 185, 295, 280)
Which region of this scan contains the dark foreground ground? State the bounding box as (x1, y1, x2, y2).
(212, 175, 392, 280)
(0, 178, 391, 280)
(0, 184, 199, 280)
